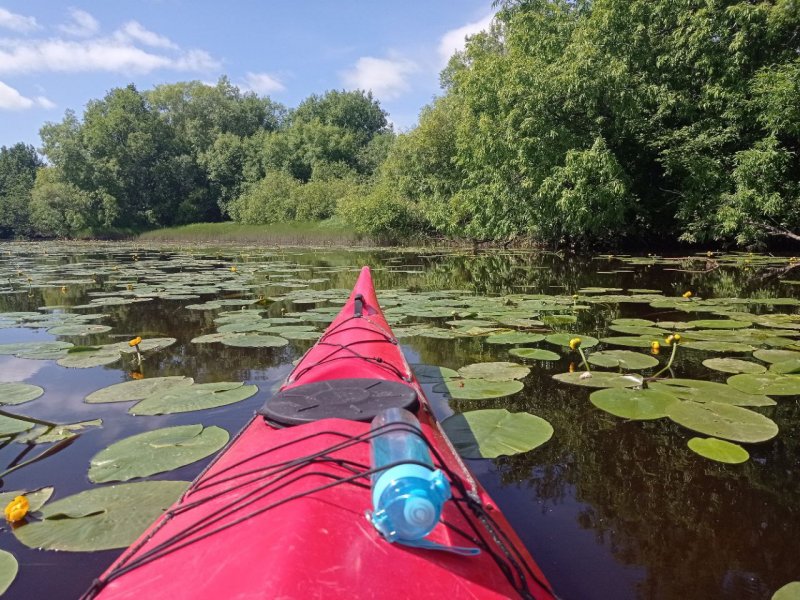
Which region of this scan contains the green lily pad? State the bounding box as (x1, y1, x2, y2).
(46, 324, 112, 335)
(687, 437, 749, 463)
(545, 333, 600, 349)
(587, 350, 659, 370)
(687, 319, 752, 329)
(457, 362, 529, 381)
(219, 334, 289, 348)
(666, 401, 778, 443)
(0, 383, 44, 405)
(56, 349, 121, 368)
(599, 336, 654, 349)
(702, 358, 766, 374)
(0, 414, 35, 436)
(89, 424, 229, 483)
(130, 382, 259, 415)
(441, 409, 553, 458)
(769, 359, 800, 374)
(412, 364, 459, 383)
(13, 419, 102, 445)
(753, 349, 800, 364)
(648, 379, 775, 407)
(508, 348, 561, 361)
(85, 376, 194, 404)
(0, 550, 18, 595)
(611, 318, 655, 327)
(0, 486, 54, 512)
(13, 480, 190, 551)
(682, 341, 756, 353)
(541, 314, 577, 326)
(553, 371, 643, 388)
(773, 582, 800, 600)
(727, 373, 800, 396)
(589, 388, 677, 420)
(433, 378, 524, 400)
(485, 331, 546, 345)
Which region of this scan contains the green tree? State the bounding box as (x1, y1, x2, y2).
(0, 143, 43, 237)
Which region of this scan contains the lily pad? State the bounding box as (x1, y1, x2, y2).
(773, 582, 800, 600)
(14, 419, 102, 444)
(13, 480, 190, 551)
(702, 358, 766, 374)
(589, 388, 677, 420)
(0, 383, 44, 405)
(85, 376, 194, 404)
(457, 362, 530, 381)
(687, 437, 749, 464)
(648, 379, 775, 407)
(89, 424, 230, 483)
(769, 359, 800, 375)
(441, 409, 553, 458)
(599, 336, 654, 349)
(412, 364, 459, 383)
(666, 401, 778, 443)
(588, 350, 659, 370)
(46, 324, 112, 336)
(130, 382, 259, 415)
(682, 341, 756, 353)
(727, 373, 800, 396)
(0, 550, 17, 595)
(546, 333, 600, 349)
(0, 486, 54, 512)
(433, 378, 524, 400)
(687, 319, 752, 329)
(508, 348, 561, 361)
(553, 371, 643, 388)
(753, 349, 800, 364)
(219, 334, 289, 348)
(0, 414, 35, 436)
(485, 332, 546, 345)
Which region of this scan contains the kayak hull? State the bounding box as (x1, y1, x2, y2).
(85, 267, 555, 600)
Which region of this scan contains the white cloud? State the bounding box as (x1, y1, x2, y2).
(0, 80, 54, 110)
(341, 56, 417, 100)
(58, 8, 100, 38)
(116, 21, 178, 49)
(241, 71, 285, 94)
(0, 38, 221, 76)
(438, 13, 494, 66)
(0, 8, 39, 33)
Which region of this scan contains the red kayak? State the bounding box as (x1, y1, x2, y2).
(84, 267, 556, 600)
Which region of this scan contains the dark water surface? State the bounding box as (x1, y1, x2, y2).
(0, 242, 798, 599)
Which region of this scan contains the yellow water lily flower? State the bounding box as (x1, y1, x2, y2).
(651, 341, 661, 355)
(4, 495, 29, 523)
(673, 333, 681, 343)
(665, 335, 675, 346)
(568, 337, 582, 350)
(230, 266, 237, 272)
(682, 291, 692, 299)
(129, 336, 142, 347)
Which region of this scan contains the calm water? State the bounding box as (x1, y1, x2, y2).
(0, 243, 798, 600)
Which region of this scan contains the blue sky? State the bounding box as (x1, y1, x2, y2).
(0, 1, 495, 147)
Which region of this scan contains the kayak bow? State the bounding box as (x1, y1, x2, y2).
(84, 266, 556, 600)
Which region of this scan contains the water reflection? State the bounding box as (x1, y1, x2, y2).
(0, 243, 798, 599)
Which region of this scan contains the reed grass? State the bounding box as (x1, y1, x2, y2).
(138, 221, 369, 247)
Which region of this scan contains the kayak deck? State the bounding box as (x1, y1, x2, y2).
(87, 417, 551, 599)
(85, 267, 555, 599)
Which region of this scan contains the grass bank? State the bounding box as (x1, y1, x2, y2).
(138, 221, 371, 247)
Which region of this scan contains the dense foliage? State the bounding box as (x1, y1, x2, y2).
(0, 0, 797, 246)
(382, 0, 800, 246)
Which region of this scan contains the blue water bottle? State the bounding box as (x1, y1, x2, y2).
(369, 408, 451, 542)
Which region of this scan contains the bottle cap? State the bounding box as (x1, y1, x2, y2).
(403, 496, 435, 532)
